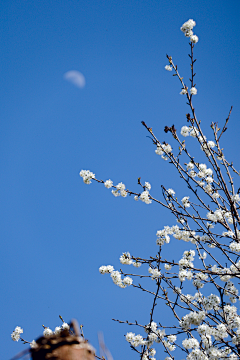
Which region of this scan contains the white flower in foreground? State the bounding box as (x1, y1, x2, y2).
(79, 170, 95, 184)
(165, 65, 172, 71)
(167, 188, 175, 196)
(182, 338, 199, 349)
(99, 265, 114, 274)
(181, 196, 190, 208)
(104, 179, 113, 188)
(30, 340, 38, 349)
(180, 19, 196, 32)
(184, 30, 193, 37)
(120, 190, 128, 197)
(180, 88, 188, 95)
(230, 242, 240, 253)
(207, 140, 216, 148)
(134, 195, 138, 201)
(11, 333, 21, 341)
(140, 190, 152, 204)
(167, 335, 177, 343)
(111, 189, 120, 197)
(11, 326, 23, 342)
(181, 126, 190, 137)
(123, 276, 133, 286)
(190, 87, 197, 95)
(144, 181, 151, 190)
(125, 332, 135, 343)
(232, 194, 240, 202)
(164, 263, 172, 270)
(190, 35, 199, 43)
(190, 127, 199, 137)
(120, 252, 132, 265)
(148, 267, 161, 279)
(14, 326, 23, 334)
(187, 162, 194, 170)
(116, 182, 125, 191)
(62, 322, 70, 330)
(43, 328, 53, 337)
(54, 326, 61, 335)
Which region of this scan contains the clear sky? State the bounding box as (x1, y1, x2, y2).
(1, 1, 240, 359)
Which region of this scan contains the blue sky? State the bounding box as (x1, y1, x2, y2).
(1, 1, 240, 359)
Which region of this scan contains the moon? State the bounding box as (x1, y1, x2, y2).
(64, 70, 86, 88)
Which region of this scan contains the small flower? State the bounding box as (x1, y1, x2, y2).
(30, 340, 38, 349)
(99, 265, 114, 274)
(181, 126, 190, 137)
(165, 65, 172, 71)
(190, 87, 197, 95)
(167, 188, 175, 196)
(190, 35, 199, 43)
(181, 196, 190, 208)
(140, 190, 152, 204)
(61, 322, 70, 330)
(79, 170, 95, 184)
(180, 19, 196, 32)
(111, 189, 120, 197)
(180, 88, 187, 95)
(120, 252, 132, 265)
(54, 326, 61, 335)
(144, 182, 151, 190)
(164, 263, 172, 270)
(120, 190, 128, 197)
(116, 182, 125, 191)
(123, 276, 133, 286)
(207, 140, 216, 148)
(134, 195, 139, 201)
(43, 328, 53, 337)
(11, 326, 23, 342)
(104, 179, 113, 188)
(232, 194, 240, 202)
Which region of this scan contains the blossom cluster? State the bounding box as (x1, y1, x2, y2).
(79, 170, 95, 184)
(178, 250, 195, 282)
(11, 326, 23, 342)
(99, 264, 133, 288)
(180, 19, 199, 44)
(43, 322, 70, 338)
(155, 142, 172, 160)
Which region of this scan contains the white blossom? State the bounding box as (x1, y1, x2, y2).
(99, 265, 114, 274)
(54, 326, 61, 335)
(182, 338, 199, 349)
(30, 340, 38, 349)
(104, 179, 113, 188)
(232, 194, 240, 202)
(190, 35, 199, 43)
(123, 276, 133, 286)
(11, 326, 23, 342)
(61, 322, 70, 330)
(144, 182, 151, 190)
(167, 188, 175, 196)
(165, 65, 172, 71)
(230, 242, 240, 252)
(181, 196, 190, 208)
(79, 170, 95, 184)
(120, 252, 132, 265)
(181, 126, 190, 137)
(180, 88, 188, 95)
(140, 190, 152, 204)
(43, 328, 53, 337)
(148, 267, 161, 280)
(190, 87, 197, 95)
(207, 140, 216, 148)
(180, 19, 196, 32)
(116, 182, 125, 191)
